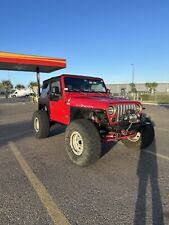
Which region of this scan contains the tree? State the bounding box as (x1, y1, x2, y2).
(0, 82, 3, 89)
(15, 84, 25, 90)
(28, 81, 38, 89)
(28, 81, 39, 96)
(2, 80, 13, 90)
(145, 82, 150, 92)
(151, 82, 158, 92)
(129, 82, 137, 93)
(145, 82, 158, 93)
(1, 80, 13, 98)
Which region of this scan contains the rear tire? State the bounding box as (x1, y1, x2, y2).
(32, 110, 50, 138)
(121, 118, 154, 150)
(65, 119, 101, 166)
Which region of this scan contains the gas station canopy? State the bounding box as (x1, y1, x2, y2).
(0, 52, 66, 73)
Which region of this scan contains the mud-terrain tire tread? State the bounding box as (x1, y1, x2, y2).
(33, 110, 50, 139)
(122, 118, 154, 150)
(65, 119, 101, 166)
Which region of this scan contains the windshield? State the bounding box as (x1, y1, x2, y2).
(64, 77, 107, 93)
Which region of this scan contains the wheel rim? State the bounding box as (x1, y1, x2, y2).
(34, 117, 40, 132)
(70, 131, 84, 156)
(128, 132, 141, 142)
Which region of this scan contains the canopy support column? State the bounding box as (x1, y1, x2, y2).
(36, 67, 40, 97)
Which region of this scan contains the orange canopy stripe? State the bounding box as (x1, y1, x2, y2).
(0, 52, 66, 73)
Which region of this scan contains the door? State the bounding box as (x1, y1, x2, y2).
(50, 78, 69, 124)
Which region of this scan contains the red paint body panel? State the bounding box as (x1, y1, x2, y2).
(50, 99, 70, 124)
(49, 75, 142, 126)
(68, 95, 140, 110)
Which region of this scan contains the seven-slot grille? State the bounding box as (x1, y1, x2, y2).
(115, 104, 136, 121)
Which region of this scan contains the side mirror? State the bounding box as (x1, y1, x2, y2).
(107, 89, 110, 93)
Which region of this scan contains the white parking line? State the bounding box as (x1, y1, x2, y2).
(8, 141, 71, 225)
(0, 102, 27, 106)
(146, 150, 169, 161)
(119, 141, 169, 161)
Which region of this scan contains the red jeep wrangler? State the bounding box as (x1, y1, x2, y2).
(33, 74, 154, 166)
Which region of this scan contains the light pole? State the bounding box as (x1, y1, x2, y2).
(8, 71, 10, 81)
(131, 64, 135, 83)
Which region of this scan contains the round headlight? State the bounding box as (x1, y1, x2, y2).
(108, 106, 115, 115)
(135, 104, 142, 113)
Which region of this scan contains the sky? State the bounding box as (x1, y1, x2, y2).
(0, 0, 169, 87)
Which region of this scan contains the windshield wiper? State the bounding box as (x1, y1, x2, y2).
(68, 89, 87, 95)
(90, 91, 106, 95)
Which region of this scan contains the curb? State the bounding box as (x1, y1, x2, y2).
(142, 102, 169, 106)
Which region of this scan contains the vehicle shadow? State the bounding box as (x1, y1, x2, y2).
(159, 104, 169, 110)
(0, 120, 33, 147)
(49, 124, 66, 137)
(133, 139, 164, 225)
(101, 141, 118, 157)
(0, 122, 66, 148)
(50, 124, 118, 157)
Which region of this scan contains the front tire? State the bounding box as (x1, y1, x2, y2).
(32, 110, 50, 138)
(65, 119, 101, 166)
(121, 119, 154, 150)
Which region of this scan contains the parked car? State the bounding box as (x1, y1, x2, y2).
(11, 89, 34, 98)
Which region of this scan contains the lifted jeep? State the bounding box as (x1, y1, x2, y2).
(33, 74, 154, 166)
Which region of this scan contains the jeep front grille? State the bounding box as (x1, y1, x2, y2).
(115, 104, 136, 121)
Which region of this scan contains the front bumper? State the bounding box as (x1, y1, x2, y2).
(101, 116, 150, 142)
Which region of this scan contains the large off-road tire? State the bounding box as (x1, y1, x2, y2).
(121, 119, 154, 150)
(65, 119, 101, 166)
(32, 110, 50, 138)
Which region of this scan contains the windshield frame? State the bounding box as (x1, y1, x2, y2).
(63, 76, 107, 93)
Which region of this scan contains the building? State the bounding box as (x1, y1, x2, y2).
(106, 82, 169, 95)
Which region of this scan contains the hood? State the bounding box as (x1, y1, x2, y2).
(69, 95, 140, 109)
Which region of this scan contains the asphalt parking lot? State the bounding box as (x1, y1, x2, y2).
(0, 100, 169, 225)
(0, 96, 30, 104)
